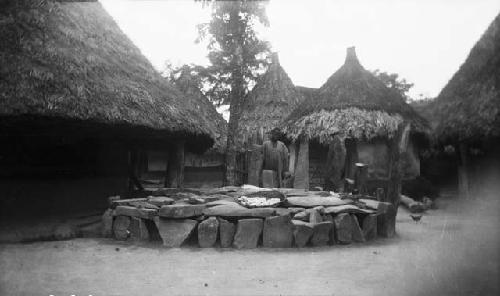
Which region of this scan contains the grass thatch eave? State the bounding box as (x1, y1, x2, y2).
(282, 47, 429, 144)
(433, 13, 500, 145)
(173, 69, 227, 153)
(0, 1, 215, 151)
(237, 53, 304, 147)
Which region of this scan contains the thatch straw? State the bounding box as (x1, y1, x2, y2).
(237, 53, 304, 146)
(432, 13, 500, 144)
(173, 68, 227, 153)
(282, 47, 429, 144)
(0, 1, 215, 149)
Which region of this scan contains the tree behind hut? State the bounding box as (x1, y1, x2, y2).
(372, 70, 414, 102)
(196, 0, 271, 185)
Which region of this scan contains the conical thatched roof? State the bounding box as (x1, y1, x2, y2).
(282, 47, 429, 144)
(432, 13, 500, 144)
(0, 1, 215, 150)
(237, 53, 304, 146)
(173, 67, 227, 152)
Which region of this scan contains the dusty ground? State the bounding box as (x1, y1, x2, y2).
(1, 194, 499, 296)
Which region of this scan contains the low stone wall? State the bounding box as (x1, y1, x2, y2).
(102, 188, 397, 248)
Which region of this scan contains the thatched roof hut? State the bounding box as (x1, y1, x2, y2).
(237, 53, 304, 146)
(0, 0, 215, 151)
(282, 47, 429, 144)
(432, 13, 500, 144)
(173, 67, 227, 153)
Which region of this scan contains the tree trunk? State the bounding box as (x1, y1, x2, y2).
(458, 142, 469, 199)
(386, 123, 411, 210)
(166, 140, 185, 188)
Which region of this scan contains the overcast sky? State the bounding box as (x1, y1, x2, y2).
(100, 0, 499, 100)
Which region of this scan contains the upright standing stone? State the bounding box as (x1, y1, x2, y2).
(129, 217, 150, 241)
(351, 215, 365, 243)
(154, 218, 198, 247)
(262, 170, 277, 188)
(334, 213, 352, 244)
(377, 202, 396, 238)
(102, 209, 114, 238)
(113, 215, 130, 240)
(309, 209, 323, 224)
(310, 221, 333, 247)
(248, 146, 263, 186)
(218, 218, 236, 248)
(198, 217, 219, 248)
(322, 214, 336, 245)
(294, 139, 309, 189)
(263, 215, 293, 248)
(292, 220, 313, 248)
(233, 219, 263, 249)
(362, 214, 377, 240)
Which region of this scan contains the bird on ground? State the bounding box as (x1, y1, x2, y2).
(410, 213, 423, 223)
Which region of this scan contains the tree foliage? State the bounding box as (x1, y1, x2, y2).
(195, 0, 271, 106)
(372, 70, 414, 102)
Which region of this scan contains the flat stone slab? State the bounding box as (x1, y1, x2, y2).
(292, 220, 313, 247)
(286, 196, 351, 208)
(233, 219, 263, 249)
(310, 221, 333, 247)
(334, 213, 353, 244)
(274, 208, 293, 217)
(110, 198, 147, 209)
(128, 201, 160, 210)
(351, 215, 365, 243)
(362, 214, 378, 241)
(205, 199, 238, 207)
(147, 196, 175, 207)
(293, 211, 309, 221)
(203, 203, 275, 218)
(263, 215, 293, 248)
(154, 218, 198, 247)
(324, 205, 374, 215)
(115, 205, 157, 220)
(218, 218, 236, 248)
(159, 204, 206, 218)
(113, 215, 130, 240)
(198, 217, 219, 248)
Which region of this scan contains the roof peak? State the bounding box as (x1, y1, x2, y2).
(344, 46, 360, 66)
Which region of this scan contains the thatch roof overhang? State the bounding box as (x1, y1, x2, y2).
(173, 69, 227, 153)
(0, 1, 215, 152)
(433, 13, 500, 145)
(237, 53, 305, 147)
(281, 47, 429, 145)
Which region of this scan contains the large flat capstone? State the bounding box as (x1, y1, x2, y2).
(159, 204, 206, 218)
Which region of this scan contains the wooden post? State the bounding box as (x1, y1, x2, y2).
(294, 138, 309, 189)
(386, 123, 411, 210)
(344, 138, 358, 180)
(163, 150, 170, 187)
(458, 142, 469, 199)
(127, 147, 144, 192)
(166, 139, 185, 188)
(354, 163, 368, 195)
(324, 135, 346, 191)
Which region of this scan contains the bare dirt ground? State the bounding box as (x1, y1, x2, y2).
(1, 193, 499, 296)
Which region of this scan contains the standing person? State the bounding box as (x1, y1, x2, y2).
(261, 128, 289, 187)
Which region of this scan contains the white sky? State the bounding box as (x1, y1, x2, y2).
(100, 0, 499, 99)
